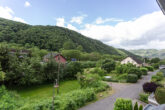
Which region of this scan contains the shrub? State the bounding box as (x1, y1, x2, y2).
(139, 93, 149, 103)
(127, 74, 138, 83)
(155, 87, 165, 104)
(140, 68, 148, 75)
(80, 61, 96, 68)
(128, 68, 142, 79)
(143, 82, 158, 93)
(152, 63, 159, 69)
(145, 66, 154, 71)
(0, 86, 22, 110)
(139, 105, 143, 110)
(151, 72, 164, 82)
(101, 59, 116, 73)
(114, 98, 133, 110)
(117, 73, 128, 80)
(89, 67, 106, 77)
(64, 61, 83, 79)
(134, 102, 138, 110)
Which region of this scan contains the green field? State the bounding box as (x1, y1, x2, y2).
(12, 80, 80, 100)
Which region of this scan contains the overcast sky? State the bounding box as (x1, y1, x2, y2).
(0, 0, 165, 50)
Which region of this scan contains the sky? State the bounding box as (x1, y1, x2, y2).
(0, 0, 165, 50)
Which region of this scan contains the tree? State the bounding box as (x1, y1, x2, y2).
(128, 68, 142, 79)
(139, 105, 143, 110)
(63, 41, 76, 50)
(101, 59, 116, 73)
(134, 102, 138, 110)
(0, 64, 5, 83)
(77, 45, 83, 51)
(151, 58, 160, 64)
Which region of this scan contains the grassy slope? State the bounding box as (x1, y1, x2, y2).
(11, 80, 80, 100)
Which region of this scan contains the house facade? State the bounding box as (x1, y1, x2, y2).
(43, 53, 66, 64)
(121, 57, 143, 67)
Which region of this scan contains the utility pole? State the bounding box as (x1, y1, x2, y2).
(57, 54, 60, 94)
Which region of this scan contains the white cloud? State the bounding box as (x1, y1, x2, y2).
(56, 18, 65, 27)
(66, 24, 77, 31)
(24, 1, 31, 7)
(95, 17, 124, 24)
(0, 6, 27, 23)
(70, 14, 87, 24)
(13, 17, 27, 23)
(77, 11, 165, 49)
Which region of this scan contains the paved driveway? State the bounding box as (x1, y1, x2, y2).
(79, 70, 158, 110)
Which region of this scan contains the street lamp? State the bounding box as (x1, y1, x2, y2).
(157, 0, 165, 15)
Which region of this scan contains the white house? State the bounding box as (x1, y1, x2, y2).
(121, 57, 143, 67)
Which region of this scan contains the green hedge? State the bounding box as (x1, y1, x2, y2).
(139, 93, 149, 103)
(140, 68, 148, 75)
(145, 66, 154, 71)
(127, 74, 138, 83)
(155, 87, 165, 104)
(114, 98, 133, 110)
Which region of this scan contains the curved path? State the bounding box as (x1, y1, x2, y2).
(79, 70, 158, 110)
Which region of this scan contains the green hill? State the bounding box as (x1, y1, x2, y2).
(129, 49, 165, 59)
(0, 18, 136, 57)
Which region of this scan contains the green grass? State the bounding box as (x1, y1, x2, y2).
(12, 80, 80, 100)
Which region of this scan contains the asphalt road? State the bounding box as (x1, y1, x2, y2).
(79, 70, 158, 110)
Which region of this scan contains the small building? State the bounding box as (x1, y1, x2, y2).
(121, 57, 143, 67)
(43, 53, 66, 64)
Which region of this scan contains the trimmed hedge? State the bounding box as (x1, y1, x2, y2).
(140, 68, 148, 75)
(114, 98, 133, 110)
(155, 87, 165, 104)
(145, 66, 154, 71)
(128, 68, 142, 79)
(127, 74, 138, 83)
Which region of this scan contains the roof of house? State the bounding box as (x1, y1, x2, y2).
(44, 53, 66, 60)
(144, 104, 165, 110)
(123, 56, 143, 64)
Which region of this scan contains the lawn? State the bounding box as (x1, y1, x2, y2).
(11, 80, 80, 100)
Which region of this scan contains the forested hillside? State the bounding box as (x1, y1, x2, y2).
(129, 49, 165, 59)
(0, 17, 138, 57)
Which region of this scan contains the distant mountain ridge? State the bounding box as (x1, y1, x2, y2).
(129, 49, 165, 59)
(0, 17, 138, 58)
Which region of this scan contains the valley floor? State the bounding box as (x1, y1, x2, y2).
(79, 70, 158, 110)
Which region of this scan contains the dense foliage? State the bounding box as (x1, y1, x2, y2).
(140, 68, 148, 75)
(101, 59, 116, 73)
(0, 86, 22, 109)
(0, 18, 133, 56)
(127, 74, 138, 83)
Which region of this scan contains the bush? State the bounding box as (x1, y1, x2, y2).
(151, 72, 163, 82)
(134, 102, 138, 110)
(80, 61, 96, 68)
(114, 98, 133, 110)
(145, 66, 154, 71)
(155, 87, 165, 104)
(139, 93, 149, 103)
(139, 105, 143, 110)
(127, 74, 138, 83)
(143, 82, 158, 93)
(152, 63, 159, 69)
(101, 59, 116, 73)
(140, 68, 148, 75)
(64, 61, 83, 79)
(128, 68, 142, 79)
(89, 67, 106, 77)
(0, 86, 22, 110)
